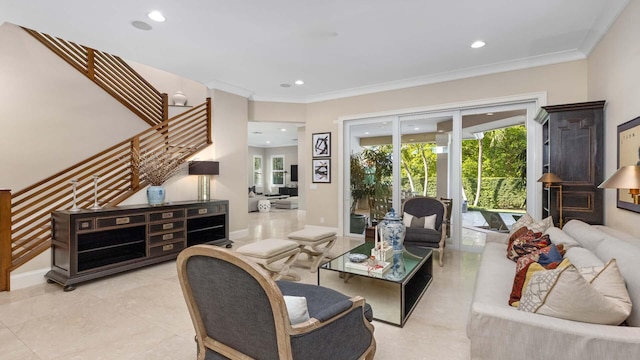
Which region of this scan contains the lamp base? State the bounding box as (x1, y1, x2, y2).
(197, 175, 211, 201)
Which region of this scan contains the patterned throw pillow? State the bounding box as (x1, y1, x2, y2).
(509, 213, 554, 236)
(403, 212, 437, 229)
(518, 259, 632, 325)
(509, 254, 567, 306)
(506, 229, 551, 262)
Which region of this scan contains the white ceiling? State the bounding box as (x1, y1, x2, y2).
(248, 122, 302, 148)
(0, 0, 629, 104)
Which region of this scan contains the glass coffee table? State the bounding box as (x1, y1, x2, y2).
(318, 242, 433, 327)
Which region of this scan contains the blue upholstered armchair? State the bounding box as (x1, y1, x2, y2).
(401, 196, 447, 266)
(177, 245, 376, 360)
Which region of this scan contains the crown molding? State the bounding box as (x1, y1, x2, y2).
(205, 80, 254, 98)
(210, 50, 585, 104)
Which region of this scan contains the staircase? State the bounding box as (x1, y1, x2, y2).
(0, 27, 213, 291)
(22, 27, 168, 127)
(0, 99, 212, 291)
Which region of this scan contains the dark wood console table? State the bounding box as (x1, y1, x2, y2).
(46, 200, 230, 291)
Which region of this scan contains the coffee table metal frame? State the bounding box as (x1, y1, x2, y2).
(318, 242, 433, 327)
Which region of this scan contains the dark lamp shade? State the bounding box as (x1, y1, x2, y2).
(188, 161, 219, 175)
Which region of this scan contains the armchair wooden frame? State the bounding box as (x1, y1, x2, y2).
(177, 245, 376, 360)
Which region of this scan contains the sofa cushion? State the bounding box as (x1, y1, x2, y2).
(564, 247, 605, 269)
(545, 227, 580, 249)
(562, 220, 608, 252)
(404, 227, 441, 244)
(519, 259, 632, 325)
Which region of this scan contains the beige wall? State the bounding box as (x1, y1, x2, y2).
(0, 22, 149, 191)
(296, 61, 589, 227)
(212, 89, 249, 234)
(588, 0, 640, 236)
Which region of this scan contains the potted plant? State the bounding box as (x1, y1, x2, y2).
(350, 152, 369, 234)
(132, 148, 186, 205)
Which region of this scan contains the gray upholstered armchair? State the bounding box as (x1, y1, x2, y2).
(177, 245, 376, 360)
(401, 196, 447, 267)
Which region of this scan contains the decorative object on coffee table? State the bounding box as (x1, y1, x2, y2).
(132, 148, 186, 205)
(379, 209, 406, 280)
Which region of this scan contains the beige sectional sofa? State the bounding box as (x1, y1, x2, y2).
(467, 219, 640, 359)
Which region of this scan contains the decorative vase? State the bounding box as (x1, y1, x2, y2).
(172, 91, 187, 106)
(147, 185, 165, 205)
(379, 208, 406, 280)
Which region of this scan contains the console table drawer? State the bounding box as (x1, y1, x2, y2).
(149, 209, 185, 222)
(148, 220, 185, 234)
(187, 205, 225, 217)
(149, 230, 185, 245)
(149, 240, 185, 257)
(97, 214, 146, 228)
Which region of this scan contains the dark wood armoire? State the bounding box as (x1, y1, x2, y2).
(535, 101, 606, 226)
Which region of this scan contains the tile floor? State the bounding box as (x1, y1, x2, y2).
(0, 209, 482, 359)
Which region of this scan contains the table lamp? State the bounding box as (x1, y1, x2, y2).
(188, 161, 219, 201)
(537, 172, 564, 227)
(599, 165, 640, 204)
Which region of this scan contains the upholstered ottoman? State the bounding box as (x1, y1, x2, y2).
(287, 229, 337, 272)
(275, 197, 299, 209)
(236, 239, 301, 281)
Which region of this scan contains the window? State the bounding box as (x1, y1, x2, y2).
(253, 155, 263, 186)
(271, 155, 285, 186)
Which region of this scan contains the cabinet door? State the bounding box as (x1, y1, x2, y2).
(549, 107, 603, 224)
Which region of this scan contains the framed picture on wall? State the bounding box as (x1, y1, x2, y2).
(616, 115, 640, 213)
(312, 159, 331, 183)
(312, 132, 331, 157)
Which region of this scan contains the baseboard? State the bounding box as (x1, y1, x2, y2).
(10, 268, 49, 290)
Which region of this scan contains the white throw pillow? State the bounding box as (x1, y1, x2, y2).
(422, 214, 437, 229)
(510, 213, 553, 235)
(518, 259, 631, 325)
(283, 296, 310, 325)
(402, 213, 414, 228)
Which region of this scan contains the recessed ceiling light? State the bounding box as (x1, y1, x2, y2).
(280, 128, 286, 132)
(471, 40, 486, 49)
(131, 21, 152, 31)
(414, 127, 419, 130)
(266, 140, 271, 144)
(486, 112, 494, 116)
(147, 11, 166, 22)
(280, 83, 291, 88)
(294, 80, 304, 85)
(364, 132, 370, 135)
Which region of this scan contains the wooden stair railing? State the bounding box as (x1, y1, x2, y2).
(0, 98, 212, 291)
(22, 27, 168, 127)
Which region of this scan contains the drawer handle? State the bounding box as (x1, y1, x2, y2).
(116, 217, 130, 225)
(80, 221, 91, 229)
(198, 208, 208, 215)
(162, 244, 174, 252)
(162, 233, 174, 240)
(162, 223, 174, 230)
(162, 212, 173, 219)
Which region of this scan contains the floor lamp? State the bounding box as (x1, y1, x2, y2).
(188, 161, 219, 201)
(599, 165, 640, 204)
(537, 172, 564, 228)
